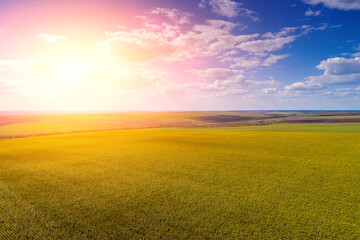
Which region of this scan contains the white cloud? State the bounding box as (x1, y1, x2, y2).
(262, 54, 289, 66)
(209, 0, 240, 17)
(261, 88, 278, 94)
(222, 54, 289, 68)
(285, 74, 360, 91)
(237, 7, 260, 22)
(285, 80, 325, 91)
(262, 27, 298, 39)
(97, 9, 323, 73)
(35, 33, 67, 43)
(187, 68, 254, 94)
(189, 68, 244, 81)
(206, 0, 259, 21)
(305, 9, 321, 16)
(227, 56, 261, 68)
(300, 23, 328, 35)
(237, 36, 296, 53)
(94, 8, 334, 97)
(169, 19, 258, 60)
(149, 8, 193, 24)
(285, 57, 360, 91)
(97, 27, 176, 62)
(317, 57, 360, 75)
(188, 68, 278, 95)
(237, 24, 327, 54)
(199, 0, 207, 8)
(98, 17, 259, 62)
(336, 86, 360, 91)
(329, 24, 342, 28)
(303, 0, 360, 10)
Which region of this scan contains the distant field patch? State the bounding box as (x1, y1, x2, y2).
(233, 122, 360, 133)
(0, 116, 33, 126)
(193, 115, 253, 122)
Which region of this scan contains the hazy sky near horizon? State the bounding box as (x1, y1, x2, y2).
(0, 0, 360, 110)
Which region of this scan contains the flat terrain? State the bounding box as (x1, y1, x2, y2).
(1, 110, 360, 138)
(1, 124, 360, 239)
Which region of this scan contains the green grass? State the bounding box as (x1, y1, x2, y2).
(1, 127, 360, 239)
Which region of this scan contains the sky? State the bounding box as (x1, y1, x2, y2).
(0, 0, 360, 111)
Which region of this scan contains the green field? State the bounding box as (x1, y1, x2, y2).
(1, 124, 360, 239)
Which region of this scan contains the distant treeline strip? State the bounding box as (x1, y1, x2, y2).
(280, 118, 360, 123)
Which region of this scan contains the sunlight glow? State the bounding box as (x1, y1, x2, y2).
(60, 61, 87, 79)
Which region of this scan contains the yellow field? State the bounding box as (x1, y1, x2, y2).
(1, 128, 360, 239)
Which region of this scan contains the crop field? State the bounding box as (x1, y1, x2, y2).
(1, 110, 360, 139)
(1, 115, 360, 239)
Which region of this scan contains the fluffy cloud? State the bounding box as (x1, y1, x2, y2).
(222, 54, 289, 68)
(305, 9, 321, 16)
(261, 88, 279, 94)
(98, 18, 259, 62)
(222, 25, 327, 70)
(216, 26, 321, 69)
(285, 57, 360, 91)
(148, 8, 193, 24)
(199, 0, 207, 8)
(190, 68, 244, 81)
(200, 0, 259, 21)
(98, 10, 321, 70)
(94, 8, 334, 97)
(168, 19, 258, 60)
(351, 45, 360, 57)
(317, 57, 360, 75)
(188, 68, 278, 95)
(187, 68, 251, 94)
(284, 80, 325, 91)
(213, 25, 322, 69)
(97, 27, 177, 62)
(262, 54, 289, 66)
(209, 0, 240, 17)
(303, 0, 360, 10)
(36, 33, 67, 43)
(285, 74, 360, 91)
(262, 27, 298, 39)
(237, 36, 296, 53)
(227, 56, 261, 68)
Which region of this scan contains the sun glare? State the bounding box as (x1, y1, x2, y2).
(60, 61, 87, 78)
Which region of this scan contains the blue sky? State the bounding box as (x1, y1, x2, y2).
(0, 0, 360, 110)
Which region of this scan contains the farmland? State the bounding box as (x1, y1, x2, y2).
(1, 110, 360, 139)
(1, 112, 360, 239)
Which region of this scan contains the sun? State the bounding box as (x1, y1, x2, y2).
(60, 61, 87, 79)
